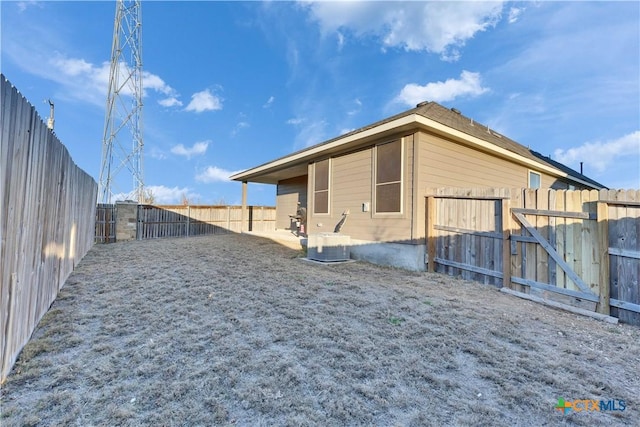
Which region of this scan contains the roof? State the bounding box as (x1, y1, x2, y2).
(231, 101, 605, 189)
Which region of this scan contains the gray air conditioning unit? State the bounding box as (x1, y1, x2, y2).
(307, 233, 351, 262)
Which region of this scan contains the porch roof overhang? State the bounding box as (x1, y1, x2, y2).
(230, 115, 418, 184)
(230, 112, 604, 190)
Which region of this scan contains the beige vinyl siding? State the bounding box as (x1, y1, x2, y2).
(276, 175, 307, 229)
(414, 130, 569, 240)
(419, 132, 532, 187)
(307, 134, 415, 242)
(417, 131, 571, 187)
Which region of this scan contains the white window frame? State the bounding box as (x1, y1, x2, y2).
(528, 170, 542, 189)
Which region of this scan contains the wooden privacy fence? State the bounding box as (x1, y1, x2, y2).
(136, 205, 276, 240)
(1, 75, 98, 382)
(426, 188, 640, 325)
(95, 203, 116, 243)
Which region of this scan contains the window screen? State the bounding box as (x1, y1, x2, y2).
(529, 171, 541, 189)
(375, 140, 402, 213)
(314, 159, 330, 214)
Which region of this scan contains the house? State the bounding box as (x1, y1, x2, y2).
(230, 101, 605, 270)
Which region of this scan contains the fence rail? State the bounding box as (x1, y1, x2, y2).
(426, 188, 640, 326)
(1, 75, 97, 382)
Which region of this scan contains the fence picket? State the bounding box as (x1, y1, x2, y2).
(425, 187, 640, 325)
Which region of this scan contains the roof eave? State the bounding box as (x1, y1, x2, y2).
(230, 114, 419, 182)
(231, 113, 603, 190)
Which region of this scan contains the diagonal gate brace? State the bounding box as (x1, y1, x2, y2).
(512, 212, 595, 295)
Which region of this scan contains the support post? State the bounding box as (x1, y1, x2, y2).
(426, 196, 436, 273)
(241, 181, 248, 232)
(596, 201, 610, 315)
(501, 198, 512, 289)
(186, 205, 190, 237)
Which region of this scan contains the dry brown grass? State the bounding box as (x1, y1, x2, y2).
(1, 233, 639, 426)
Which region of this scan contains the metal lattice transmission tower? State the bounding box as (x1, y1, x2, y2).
(99, 0, 144, 204)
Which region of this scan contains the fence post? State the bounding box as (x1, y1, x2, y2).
(597, 201, 610, 315)
(241, 181, 248, 232)
(186, 205, 190, 237)
(426, 196, 436, 273)
(501, 197, 512, 289)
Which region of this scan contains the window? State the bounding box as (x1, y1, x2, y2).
(313, 159, 330, 214)
(375, 140, 403, 213)
(529, 171, 541, 189)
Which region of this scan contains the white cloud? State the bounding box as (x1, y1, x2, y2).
(55, 57, 93, 76)
(148, 146, 167, 160)
(185, 89, 223, 113)
(395, 70, 489, 106)
(231, 121, 250, 137)
(170, 141, 209, 159)
(112, 185, 199, 204)
(508, 7, 525, 24)
(336, 31, 345, 51)
(347, 98, 362, 116)
(263, 96, 275, 108)
(42, 53, 181, 108)
(286, 114, 327, 148)
(295, 120, 328, 148)
(554, 131, 640, 174)
(195, 166, 243, 183)
(303, 1, 505, 60)
(146, 185, 200, 204)
(142, 72, 174, 96)
(17, 1, 41, 12)
(158, 97, 183, 107)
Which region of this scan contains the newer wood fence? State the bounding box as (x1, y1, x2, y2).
(136, 205, 276, 239)
(94, 204, 277, 242)
(1, 75, 97, 382)
(426, 188, 640, 325)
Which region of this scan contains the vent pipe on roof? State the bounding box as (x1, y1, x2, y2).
(580, 162, 583, 175)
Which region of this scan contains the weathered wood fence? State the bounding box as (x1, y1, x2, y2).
(1, 75, 97, 382)
(95, 203, 116, 243)
(426, 188, 640, 325)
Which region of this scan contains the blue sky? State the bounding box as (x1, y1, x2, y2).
(2, 1, 639, 205)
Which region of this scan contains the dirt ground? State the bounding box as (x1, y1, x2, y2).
(1, 233, 639, 426)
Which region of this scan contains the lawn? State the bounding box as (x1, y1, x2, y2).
(1, 233, 638, 426)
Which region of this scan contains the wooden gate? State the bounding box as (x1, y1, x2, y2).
(508, 189, 602, 311)
(95, 204, 116, 243)
(426, 188, 640, 323)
